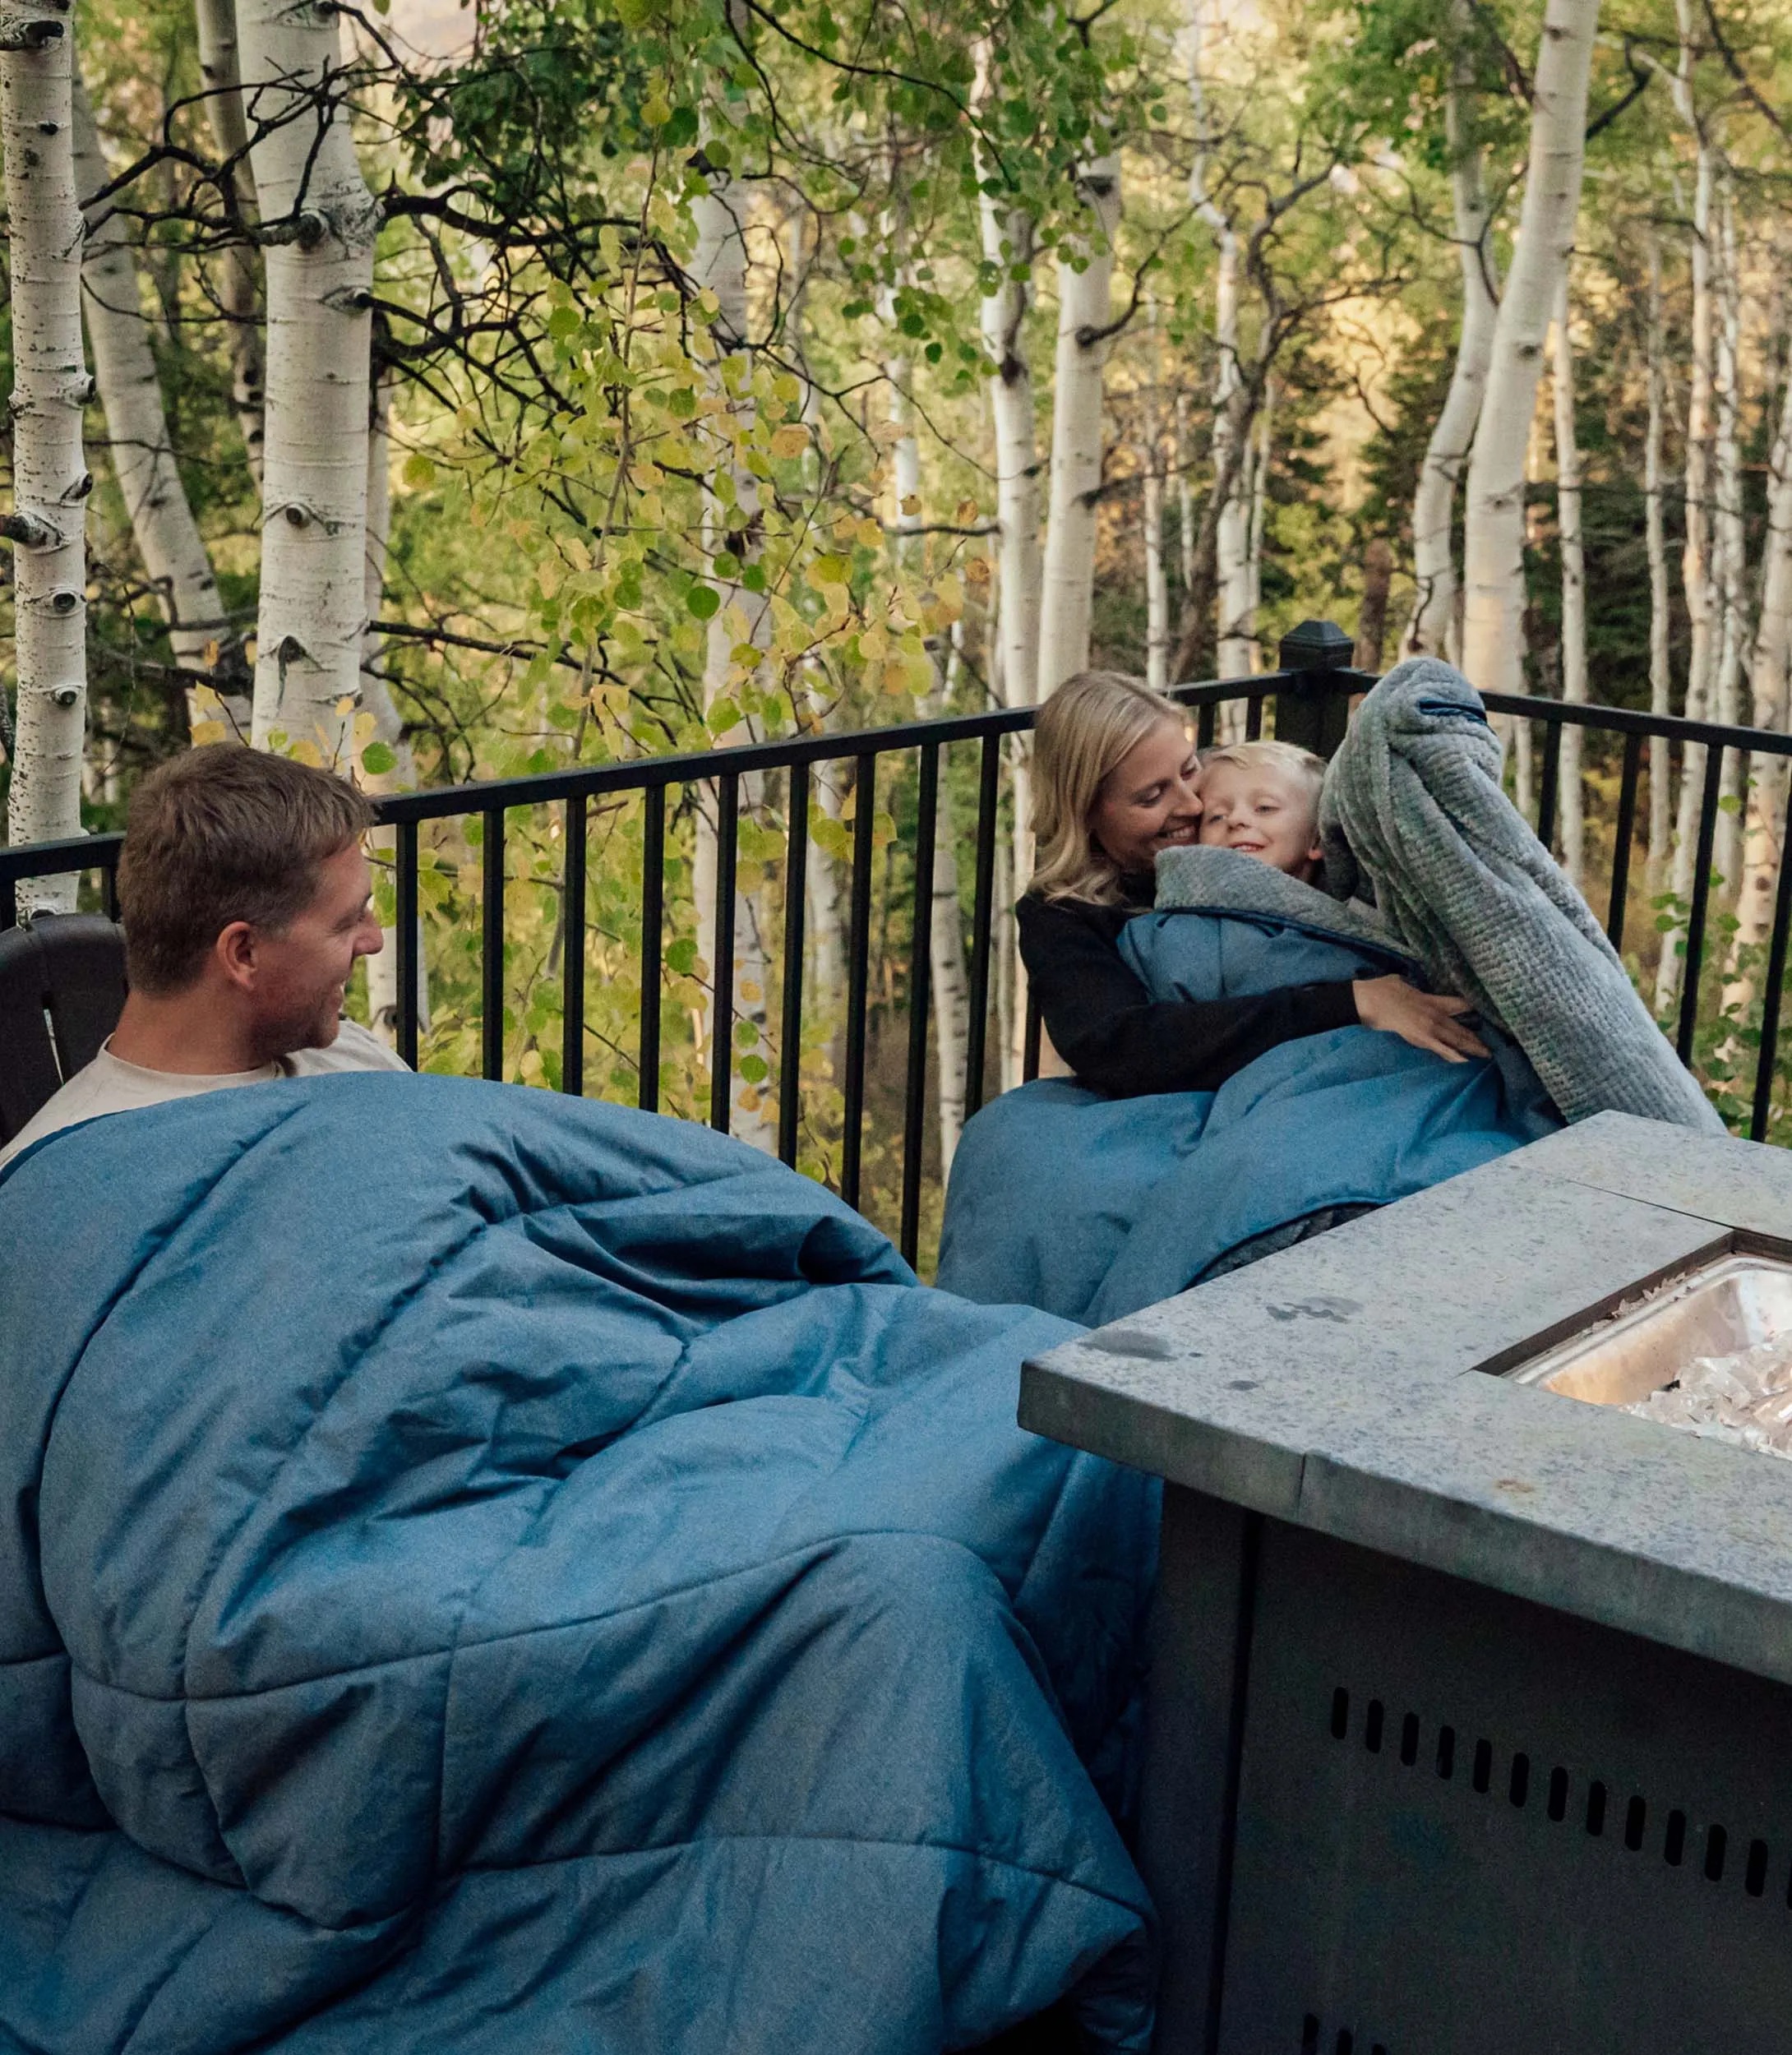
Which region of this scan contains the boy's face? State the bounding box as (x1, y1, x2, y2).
(1196, 760, 1323, 880)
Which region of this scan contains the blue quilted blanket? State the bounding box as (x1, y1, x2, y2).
(939, 904, 1559, 1325)
(0, 1075, 1157, 2055)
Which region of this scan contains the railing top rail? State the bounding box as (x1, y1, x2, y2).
(3, 672, 1788, 884)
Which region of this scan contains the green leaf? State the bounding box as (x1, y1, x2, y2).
(666, 937, 698, 975)
(686, 584, 721, 621)
(739, 1053, 769, 1083)
(362, 741, 397, 775)
(663, 106, 699, 148)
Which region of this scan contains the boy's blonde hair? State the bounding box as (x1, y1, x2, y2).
(1199, 737, 1327, 809)
(1031, 671, 1189, 904)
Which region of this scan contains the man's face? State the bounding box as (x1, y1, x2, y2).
(243, 843, 383, 1060)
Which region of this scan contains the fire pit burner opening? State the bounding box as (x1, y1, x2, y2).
(1508, 1253, 1792, 1453)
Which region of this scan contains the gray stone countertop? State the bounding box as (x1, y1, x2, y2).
(1019, 1112, 1792, 1688)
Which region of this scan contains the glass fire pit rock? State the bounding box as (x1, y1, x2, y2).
(1508, 1251, 1792, 1458)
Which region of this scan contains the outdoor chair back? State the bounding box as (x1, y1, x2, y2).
(0, 914, 127, 1144)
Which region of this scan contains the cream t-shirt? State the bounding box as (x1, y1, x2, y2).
(0, 1017, 409, 1169)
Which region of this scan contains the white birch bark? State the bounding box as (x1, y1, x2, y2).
(1036, 153, 1120, 697)
(72, 72, 248, 738)
(973, 40, 1041, 713)
(2, 0, 88, 916)
(1143, 441, 1169, 693)
(238, 0, 378, 765)
(1175, 390, 1197, 605)
(1551, 267, 1586, 883)
(1406, 0, 1501, 657)
(1711, 172, 1746, 889)
(1646, 230, 1672, 894)
(1720, 341, 1792, 1019)
(358, 373, 427, 1041)
(1657, 25, 1715, 1017)
(689, 163, 773, 1149)
(194, 0, 264, 484)
(1460, 0, 1601, 704)
(928, 624, 972, 1170)
(1245, 378, 1272, 653)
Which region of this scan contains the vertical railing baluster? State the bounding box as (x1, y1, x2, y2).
(1606, 731, 1642, 950)
(561, 792, 587, 1095)
(1750, 769, 1792, 1141)
(778, 761, 810, 1168)
(103, 859, 119, 922)
(709, 772, 740, 1134)
(1244, 693, 1263, 742)
(1196, 701, 1217, 749)
(899, 745, 940, 1267)
(841, 752, 877, 1210)
(1536, 720, 1563, 853)
(1676, 742, 1726, 1063)
(482, 806, 505, 1082)
(638, 783, 665, 1112)
(1023, 991, 1042, 1082)
(396, 819, 419, 1069)
(962, 733, 1000, 1120)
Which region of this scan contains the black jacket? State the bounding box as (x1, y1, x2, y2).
(1014, 879, 1360, 1099)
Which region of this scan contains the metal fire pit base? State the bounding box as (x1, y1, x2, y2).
(1020, 1115, 1792, 2055)
(1164, 1497, 1792, 2055)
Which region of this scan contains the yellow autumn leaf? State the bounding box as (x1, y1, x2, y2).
(966, 556, 992, 585)
(737, 1087, 763, 1115)
(860, 625, 889, 660)
(955, 498, 980, 523)
(856, 518, 883, 549)
(770, 424, 809, 459)
(899, 493, 921, 516)
(538, 558, 564, 598)
(189, 719, 229, 746)
(739, 978, 763, 1004)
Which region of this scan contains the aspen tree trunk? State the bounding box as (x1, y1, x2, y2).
(1406, 0, 1500, 658)
(1552, 267, 1586, 884)
(72, 72, 248, 738)
(1711, 173, 1746, 889)
(194, 0, 263, 483)
(1658, 27, 1715, 1018)
(238, 0, 376, 764)
(971, 39, 1040, 1091)
(1460, 0, 1600, 703)
(1036, 154, 1120, 697)
(1143, 445, 1169, 693)
(358, 372, 427, 1042)
(2, 0, 88, 916)
(883, 275, 972, 1166)
(928, 624, 972, 1171)
(1209, 230, 1248, 709)
(1646, 231, 1672, 894)
(1720, 344, 1792, 1018)
(1175, 389, 1197, 606)
(1245, 379, 1272, 657)
(689, 164, 774, 1150)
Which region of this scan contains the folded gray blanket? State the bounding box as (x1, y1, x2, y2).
(1314, 656, 1722, 1134)
(1154, 843, 1409, 960)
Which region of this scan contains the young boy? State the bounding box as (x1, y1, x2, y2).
(1195, 738, 1327, 882)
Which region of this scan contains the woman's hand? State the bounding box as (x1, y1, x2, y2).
(1351, 975, 1490, 1064)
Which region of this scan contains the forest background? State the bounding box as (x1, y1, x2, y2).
(0, 0, 1787, 1260)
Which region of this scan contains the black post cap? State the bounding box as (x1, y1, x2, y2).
(1277, 619, 1355, 672)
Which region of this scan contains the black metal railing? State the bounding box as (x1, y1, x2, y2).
(6, 621, 1792, 1265)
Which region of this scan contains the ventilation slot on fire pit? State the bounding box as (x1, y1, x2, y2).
(1299, 2015, 1387, 2055)
(1326, 1686, 1790, 1906)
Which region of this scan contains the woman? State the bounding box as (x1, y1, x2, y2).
(1019, 671, 1486, 1097)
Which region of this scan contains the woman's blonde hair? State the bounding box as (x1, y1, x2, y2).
(1029, 670, 1189, 904)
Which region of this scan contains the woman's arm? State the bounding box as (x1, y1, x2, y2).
(1015, 894, 1360, 1099)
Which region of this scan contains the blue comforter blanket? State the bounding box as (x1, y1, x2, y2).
(939, 906, 1559, 1326)
(0, 1074, 1158, 2055)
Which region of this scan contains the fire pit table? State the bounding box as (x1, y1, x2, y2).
(1020, 1113, 1792, 2055)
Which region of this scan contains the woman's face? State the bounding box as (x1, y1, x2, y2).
(1089, 719, 1203, 875)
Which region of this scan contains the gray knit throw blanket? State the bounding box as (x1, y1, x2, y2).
(1314, 656, 1723, 1133)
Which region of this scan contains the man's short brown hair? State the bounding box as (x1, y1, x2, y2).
(117, 747, 376, 993)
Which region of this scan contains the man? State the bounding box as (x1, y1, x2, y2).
(0, 746, 408, 1169)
